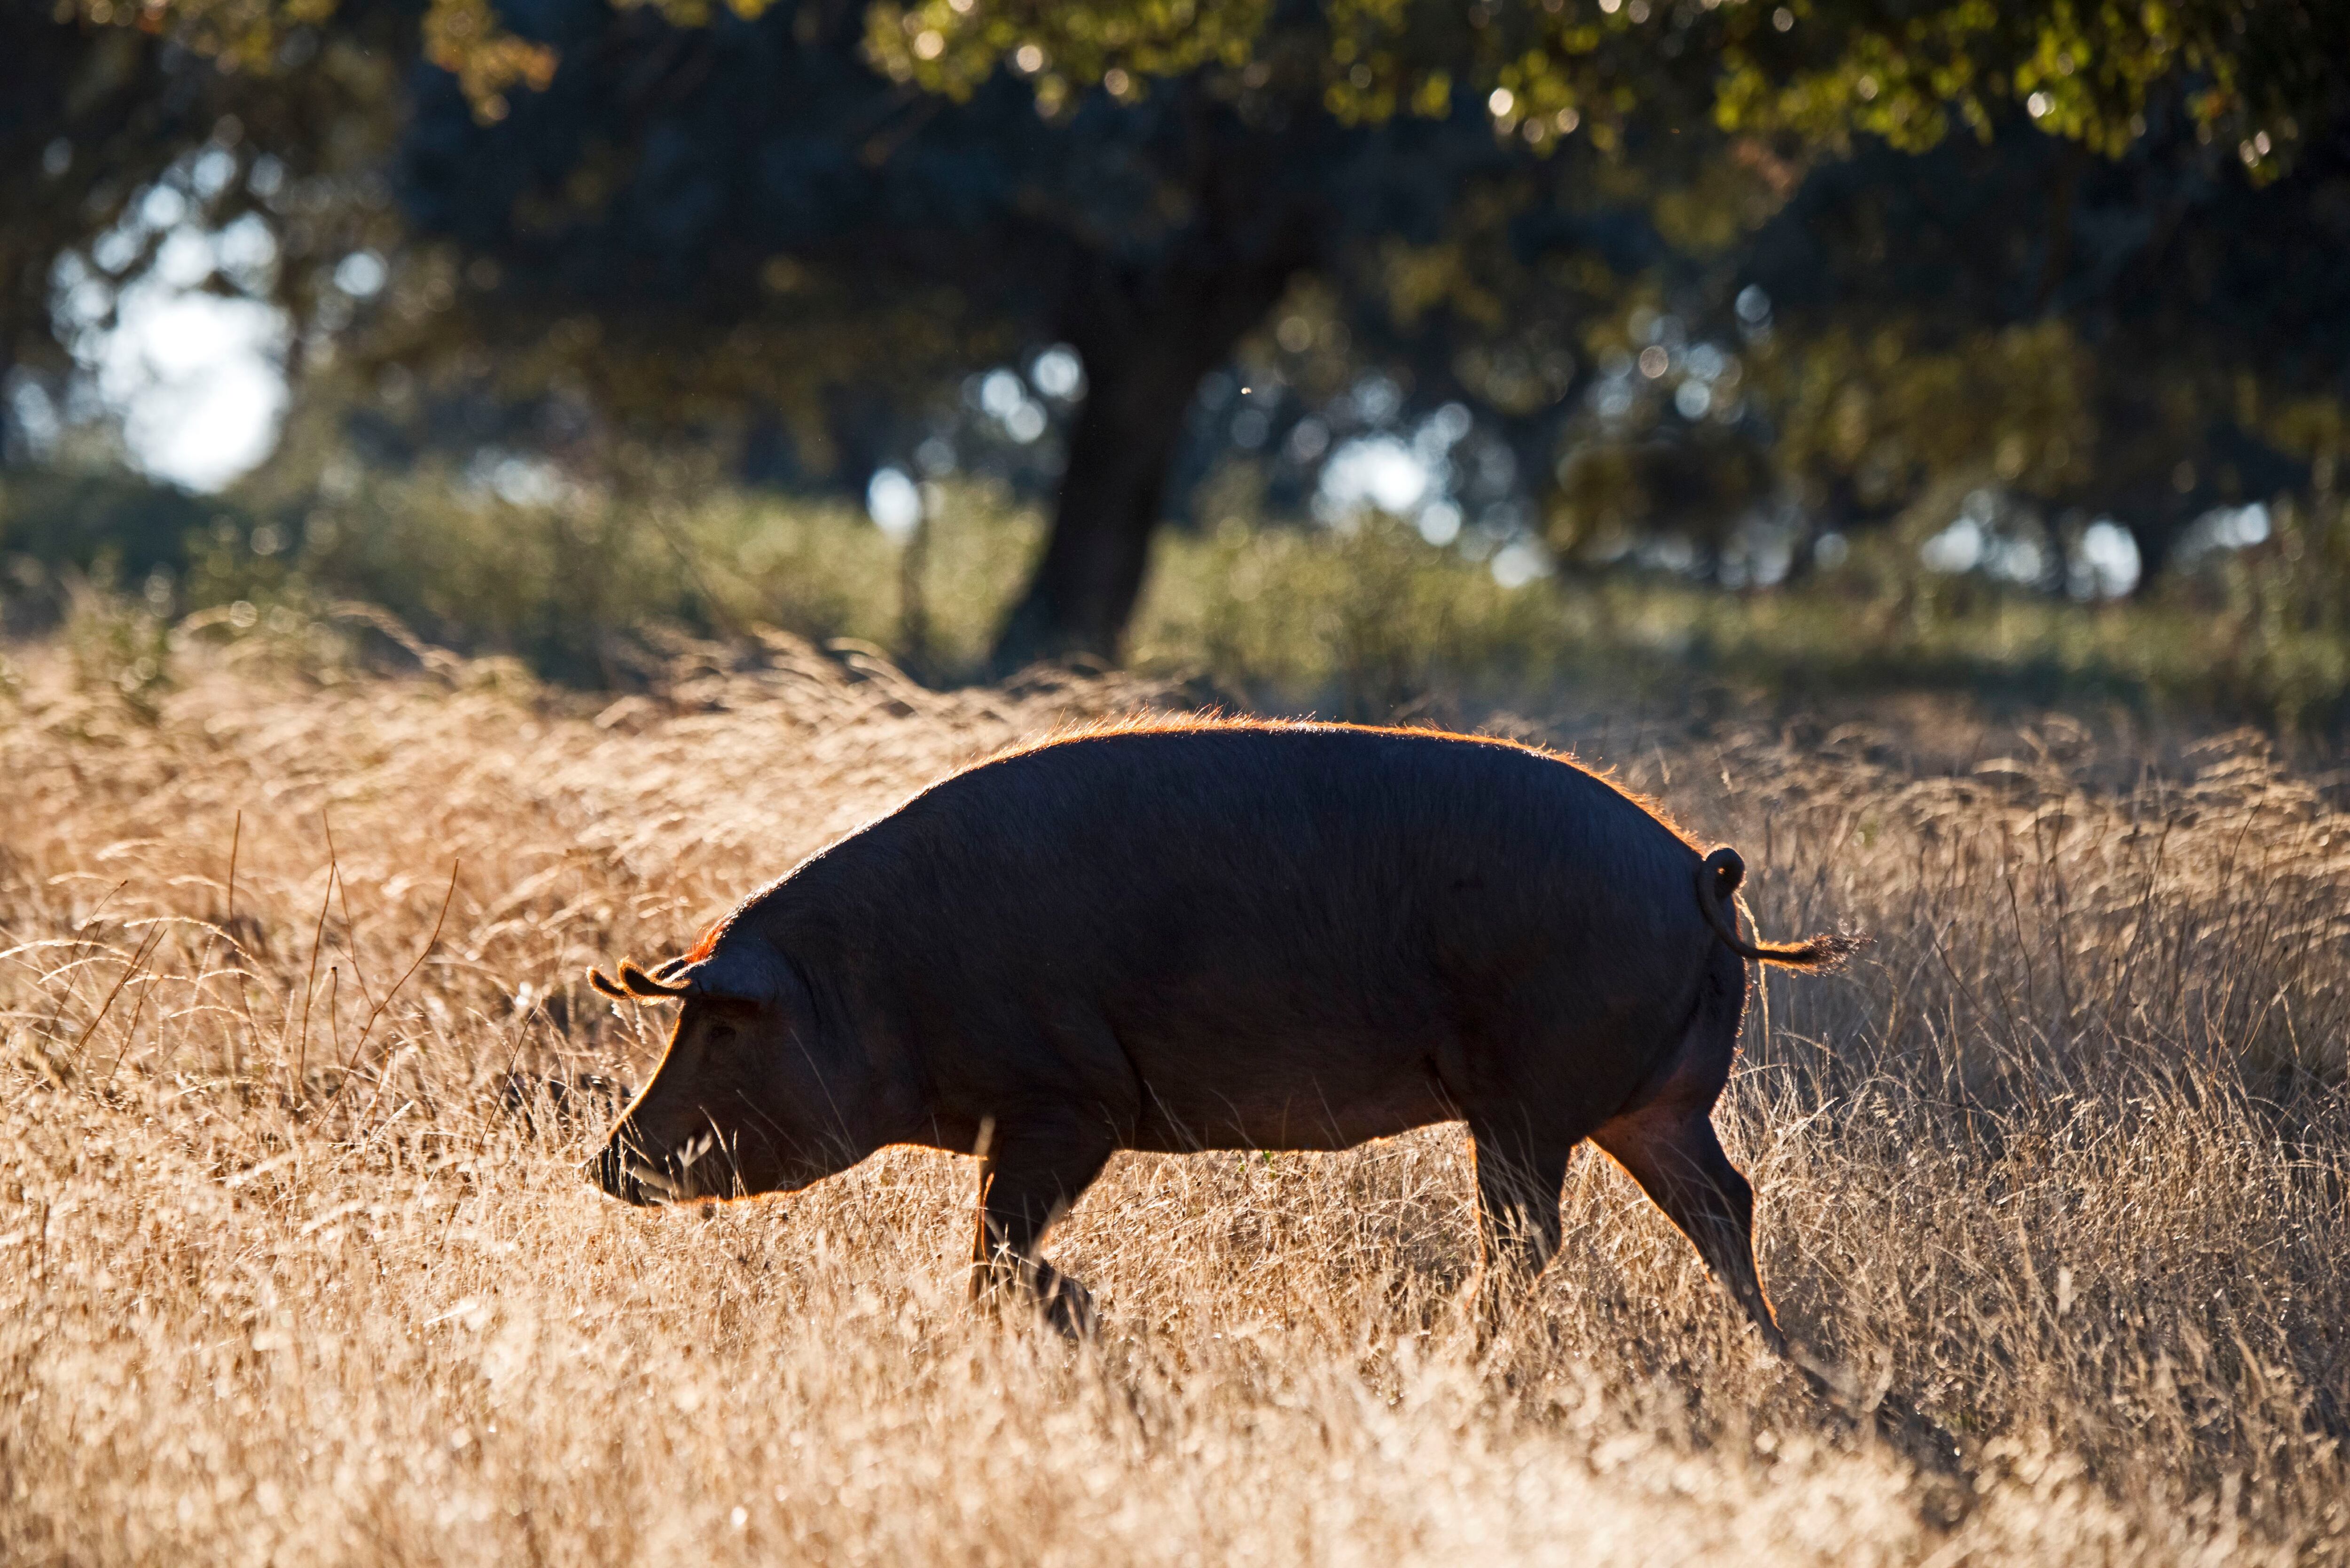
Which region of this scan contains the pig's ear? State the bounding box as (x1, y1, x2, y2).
(591, 959, 693, 1000)
(679, 943, 806, 1011)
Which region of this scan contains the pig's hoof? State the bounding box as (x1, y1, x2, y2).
(1039, 1271, 1097, 1338)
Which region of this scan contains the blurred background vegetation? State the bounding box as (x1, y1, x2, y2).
(4, 0, 2349, 724)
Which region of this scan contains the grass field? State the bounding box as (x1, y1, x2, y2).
(3, 629, 2345, 1565)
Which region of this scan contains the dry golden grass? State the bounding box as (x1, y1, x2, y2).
(3, 634, 2345, 1566)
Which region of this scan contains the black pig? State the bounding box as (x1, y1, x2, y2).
(588, 719, 1855, 1344)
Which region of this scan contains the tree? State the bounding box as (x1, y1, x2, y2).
(390, 1, 1599, 666)
(1740, 96, 2350, 582)
(30, 0, 2350, 658)
(2, 17, 192, 462)
(3, 2, 412, 470)
(407, 0, 2350, 651)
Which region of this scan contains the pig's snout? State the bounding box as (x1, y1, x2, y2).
(586, 1138, 663, 1207)
(587, 1127, 721, 1205)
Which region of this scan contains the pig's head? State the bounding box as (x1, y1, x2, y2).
(584, 940, 870, 1207)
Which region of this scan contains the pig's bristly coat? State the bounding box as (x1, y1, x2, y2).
(591, 718, 1854, 1345)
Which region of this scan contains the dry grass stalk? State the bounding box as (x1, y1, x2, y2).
(2, 636, 2343, 1565)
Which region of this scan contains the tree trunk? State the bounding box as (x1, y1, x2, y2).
(0, 337, 16, 465)
(2123, 506, 2183, 595)
(987, 72, 1332, 670)
(991, 316, 1222, 668)
(989, 243, 1316, 670)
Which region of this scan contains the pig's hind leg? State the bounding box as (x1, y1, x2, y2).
(1587, 978, 1790, 1359)
(971, 1119, 1115, 1337)
(1591, 1103, 1787, 1358)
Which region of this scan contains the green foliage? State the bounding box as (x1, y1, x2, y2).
(264, 472, 2350, 729)
(93, 0, 2326, 184)
(20, 0, 2350, 671)
(0, 469, 227, 586)
(1134, 494, 2350, 732)
(1141, 515, 1564, 719)
(866, 0, 1270, 114)
(284, 467, 1039, 682)
(17, 459, 2350, 726)
(1710, 2, 2279, 166)
(1760, 319, 2097, 516)
(62, 580, 175, 724)
(867, 0, 2324, 180)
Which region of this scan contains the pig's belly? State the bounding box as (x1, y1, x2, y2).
(1119, 1035, 1460, 1152)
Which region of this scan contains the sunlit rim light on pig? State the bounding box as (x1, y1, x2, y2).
(584, 715, 1858, 1355)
